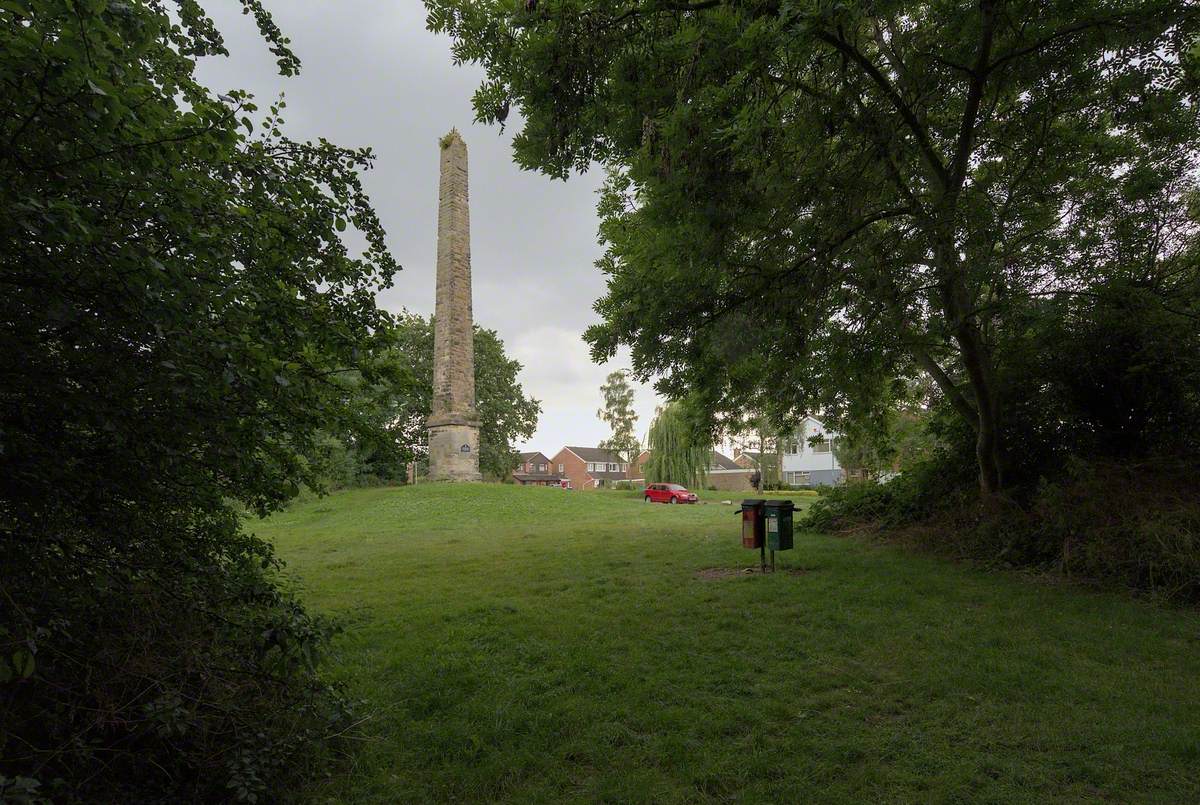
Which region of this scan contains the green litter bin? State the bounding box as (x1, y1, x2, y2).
(764, 499, 794, 551)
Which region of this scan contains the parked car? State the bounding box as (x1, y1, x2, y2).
(644, 483, 698, 504)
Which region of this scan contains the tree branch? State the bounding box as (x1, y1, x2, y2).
(812, 29, 951, 189)
(948, 0, 998, 194)
(908, 344, 979, 429)
(611, 0, 722, 25)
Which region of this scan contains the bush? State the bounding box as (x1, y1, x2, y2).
(1, 505, 353, 803)
(1, 2, 392, 798)
(803, 458, 965, 532)
(1033, 460, 1200, 600)
(804, 456, 1200, 602)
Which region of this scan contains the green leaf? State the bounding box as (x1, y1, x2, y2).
(11, 650, 34, 679)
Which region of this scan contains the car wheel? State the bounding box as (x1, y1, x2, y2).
(644, 495, 651, 503)
(668, 497, 676, 504)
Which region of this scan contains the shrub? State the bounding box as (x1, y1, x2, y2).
(803, 458, 964, 532)
(1033, 460, 1200, 600)
(1, 2, 392, 798)
(804, 456, 1200, 602)
(1, 506, 354, 803)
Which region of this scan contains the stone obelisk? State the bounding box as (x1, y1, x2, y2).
(426, 129, 482, 482)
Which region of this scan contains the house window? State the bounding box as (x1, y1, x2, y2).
(812, 437, 832, 454)
(786, 471, 811, 485)
(558, 463, 564, 473)
(538, 463, 546, 472)
(587, 462, 596, 472)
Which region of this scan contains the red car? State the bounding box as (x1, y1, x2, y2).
(644, 483, 698, 504)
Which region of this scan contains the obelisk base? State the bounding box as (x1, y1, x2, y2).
(426, 412, 482, 482)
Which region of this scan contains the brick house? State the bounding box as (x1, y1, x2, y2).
(631, 449, 652, 481)
(550, 446, 630, 490)
(510, 451, 566, 486)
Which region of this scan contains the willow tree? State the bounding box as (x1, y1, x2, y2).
(645, 402, 710, 487)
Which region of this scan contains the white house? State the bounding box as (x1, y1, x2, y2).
(781, 416, 843, 486)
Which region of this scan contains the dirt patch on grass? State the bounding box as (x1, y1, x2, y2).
(695, 566, 813, 580)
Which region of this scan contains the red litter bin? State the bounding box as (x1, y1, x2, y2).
(740, 499, 766, 548)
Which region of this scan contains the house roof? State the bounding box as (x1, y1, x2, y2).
(636, 449, 741, 471)
(709, 451, 741, 471)
(735, 451, 765, 469)
(513, 473, 564, 482)
(563, 446, 627, 464)
(518, 451, 550, 463)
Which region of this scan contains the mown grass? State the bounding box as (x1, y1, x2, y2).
(255, 484, 1200, 803)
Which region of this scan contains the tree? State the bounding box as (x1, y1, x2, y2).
(1, 1, 399, 798)
(426, 0, 1200, 496)
(644, 401, 709, 487)
(597, 370, 640, 462)
(372, 313, 541, 480)
(834, 388, 939, 479)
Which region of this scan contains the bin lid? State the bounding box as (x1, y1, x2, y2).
(763, 499, 794, 508)
(740, 498, 766, 506)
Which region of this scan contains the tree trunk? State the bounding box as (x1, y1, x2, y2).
(955, 319, 1003, 496)
(935, 244, 1003, 497)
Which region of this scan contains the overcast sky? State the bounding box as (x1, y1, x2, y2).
(195, 1, 662, 455)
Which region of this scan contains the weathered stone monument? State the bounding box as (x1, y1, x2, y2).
(426, 129, 482, 482)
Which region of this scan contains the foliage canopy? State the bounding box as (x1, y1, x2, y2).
(427, 0, 1200, 495)
(1, 1, 399, 799)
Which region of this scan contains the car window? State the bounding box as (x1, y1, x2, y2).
(667, 484, 686, 491)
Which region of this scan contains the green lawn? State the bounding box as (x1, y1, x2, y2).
(255, 484, 1200, 804)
